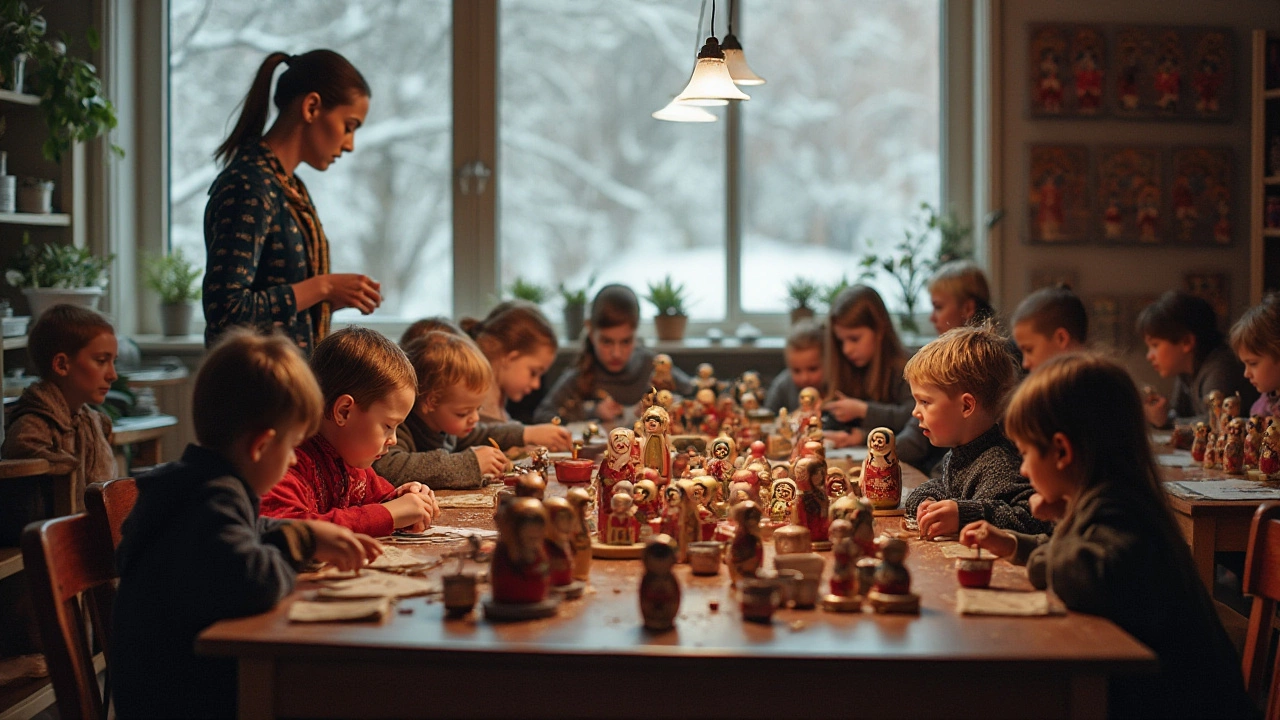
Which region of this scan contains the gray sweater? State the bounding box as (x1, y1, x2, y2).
(764, 370, 802, 413)
(904, 423, 1051, 535)
(373, 413, 525, 490)
(534, 345, 693, 423)
(1168, 342, 1259, 426)
(823, 371, 915, 436)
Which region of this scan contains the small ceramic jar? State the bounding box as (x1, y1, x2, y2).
(773, 524, 812, 555)
(740, 578, 781, 623)
(688, 541, 723, 576)
(955, 558, 994, 589)
(443, 573, 478, 616)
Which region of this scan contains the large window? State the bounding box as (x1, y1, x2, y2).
(168, 0, 453, 321)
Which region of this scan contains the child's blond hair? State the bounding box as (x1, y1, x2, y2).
(928, 260, 992, 318)
(786, 319, 824, 352)
(310, 327, 417, 417)
(193, 328, 323, 451)
(402, 330, 493, 406)
(903, 325, 1019, 413)
(27, 304, 115, 380)
(1229, 293, 1280, 359)
(400, 316, 461, 347)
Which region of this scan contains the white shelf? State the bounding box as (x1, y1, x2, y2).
(0, 89, 39, 107)
(2, 336, 26, 351)
(0, 212, 70, 227)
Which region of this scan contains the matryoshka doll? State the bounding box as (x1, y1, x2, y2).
(727, 501, 764, 586)
(1247, 416, 1265, 469)
(706, 435, 737, 502)
(1261, 425, 1280, 479)
(1190, 422, 1210, 463)
(1222, 393, 1242, 435)
(1223, 418, 1246, 475)
(659, 481, 698, 563)
(651, 353, 678, 393)
(1206, 390, 1225, 435)
(694, 476, 721, 539)
(868, 538, 919, 614)
(631, 478, 661, 529)
(860, 427, 902, 510)
(793, 386, 822, 436)
(598, 427, 641, 531)
(542, 497, 576, 589)
(825, 467, 850, 501)
(641, 405, 674, 484)
(639, 534, 681, 632)
(792, 455, 831, 545)
(564, 488, 593, 582)
(604, 493, 641, 546)
(825, 518, 862, 601)
(769, 477, 798, 525)
(1203, 431, 1221, 470)
(490, 498, 551, 605)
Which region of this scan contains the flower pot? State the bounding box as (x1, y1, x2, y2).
(23, 287, 102, 319)
(7, 54, 26, 94)
(789, 306, 815, 326)
(161, 301, 194, 337)
(17, 180, 53, 214)
(563, 301, 585, 341)
(653, 314, 688, 342)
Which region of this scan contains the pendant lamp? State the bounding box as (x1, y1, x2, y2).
(721, 0, 765, 86)
(652, 98, 718, 122)
(673, 34, 750, 105)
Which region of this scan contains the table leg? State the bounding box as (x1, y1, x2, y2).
(1068, 674, 1107, 720)
(237, 658, 275, 720)
(1190, 515, 1217, 592)
(135, 439, 161, 468)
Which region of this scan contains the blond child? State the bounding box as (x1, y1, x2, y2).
(375, 331, 536, 488)
(822, 285, 913, 447)
(1010, 285, 1088, 372)
(764, 319, 825, 412)
(960, 354, 1253, 719)
(400, 315, 461, 347)
(927, 260, 994, 334)
(261, 327, 438, 536)
(113, 329, 381, 719)
(903, 325, 1050, 538)
(1137, 290, 1258, 427)
(1229, 292, 1280, 417)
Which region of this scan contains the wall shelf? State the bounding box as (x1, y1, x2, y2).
(2, 335, 26, 351)
(0, 89, 39, 107)
(1267, 88, 1280, 100)
(0, 213, 70, 227)
(0, 548, 21, 581)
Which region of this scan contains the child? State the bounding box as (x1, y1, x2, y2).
(1137, 290, 1258, 427)
(535, 284, 692, 422)
(461, 301, 571, 449)
(375, 331, 554, 488)
(113, 329, 382, 719)
(960, 354, 1254, 720)
(2, 304, 117, 513)
(1229, 292, 1280, 418)
(261, 327, 438, 536)
(400, 315, 461, 347)
(764, 319, 825, 412)
(1010, 285, 1088, 372)
(903, 325, 1051, 538)
(927, 260, 994, 334)
(821, 285, 913, 447)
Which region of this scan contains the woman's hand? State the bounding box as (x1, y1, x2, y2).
(823, 391, 867, 423)
(960, 520, 1016, 559)
(524, 424, 573, 451)
(325, 273, 382, 314)
(306, 521, 383, 570)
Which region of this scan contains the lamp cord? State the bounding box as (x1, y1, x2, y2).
(727, 0, 734, 35)
(710, 0, 716, 38)
(695, 0, 707, 49)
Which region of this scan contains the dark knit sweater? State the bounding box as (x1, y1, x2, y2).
(373, 412, 525, 490)
(904, 423, 1052, 535)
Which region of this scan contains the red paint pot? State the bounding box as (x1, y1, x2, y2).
(955, 558, 993, 588)
(554, 458, 595, 484)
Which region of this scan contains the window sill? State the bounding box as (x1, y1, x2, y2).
(130, 334, 205, 354)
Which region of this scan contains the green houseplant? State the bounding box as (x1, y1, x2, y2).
(644, 274, 689, 342)
(32, 29, 121, 162)
(143, 248, 201, 336)
(557, 273, 595, 341)
(784, 277, 820, 325)
(507, 276, 548, 305)
(0, 1, 46, 93)
(820, 275, 852, 311)
(5, 232, 112, 318)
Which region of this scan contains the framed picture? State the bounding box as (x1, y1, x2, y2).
(1029, 268, 1079, 292)
(1098, 147, 1163, 243)
(1029, 25, 1069, 116)
(1087, 295, 1122, 351)
(1150, 29, 1187, 118)
(1029, 145, 1090, 244)
(1114, 27, 1154, 117)
(1187, 29, 1233, 121)
(1171, 147, 1233, 244)
(1184, 272, 1229, 324)
(1068, 27, 1106, 116)
(1106, 26, 1233, 121)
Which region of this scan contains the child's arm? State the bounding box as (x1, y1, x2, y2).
(259, 469, 396, 537)
(373, 438, 485, 490)
(671, 366, 695, 396)
(522, 423, 573, 451)
(904, 473, 950, 519)
(533, 369, 586, 423)
(1024, 519, 1137, 615)
(454, 421, 527, 451)
(954, 481, 1054, 536)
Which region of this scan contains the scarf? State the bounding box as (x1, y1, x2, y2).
(4, 379, 115, 513)
(263, 143, 331, 341)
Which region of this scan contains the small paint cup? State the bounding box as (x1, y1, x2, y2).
(955, 558, 994, 589)
(554, 458, 595, 484)
(688, 541, 723, 576)
(741, 579, 781, 623)
(443, 573, 478, 616)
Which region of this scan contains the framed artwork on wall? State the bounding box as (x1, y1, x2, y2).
(1188, 29, 1232, 120)
(1114, 27, 1154, 116)
(1030, 25, 1069, 116)
(1029, 144, 1090, 244)
(1087, 295, 1122, 351)
(1030, 24, 1107, 117)
(1184, 272, 1229, 324)
(1029, 267, 1079, 293)
(1098, 147, 1163, 243)
(1070, 27, 1106, 115)
(1171, 147, 1233, 244)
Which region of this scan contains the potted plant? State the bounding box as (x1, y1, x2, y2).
(557, 273, 595, 341)
(785, 277, 820, 325)
(142, 248, 202, 336)
(31, 29, 122, 162)
(820, 275, 852, 312)
(645, 274, 689, 342)
(0, 2, 46, 94)
(507, 276, 548, 305)
(5, 232, 113, 318)
(16, 176, 52, 213)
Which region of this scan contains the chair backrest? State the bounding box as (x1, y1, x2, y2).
(1242, 501, 1280, 718)
(85, 477, 137, 549)
(21, 514, 117, 720)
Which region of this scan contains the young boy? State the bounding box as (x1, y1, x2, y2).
(112, 330, 382, 719)
(2, 304, 117, 515)
(1010, 285, 1088, 372)
(902, 325, 1052, 539)
(1229, 292, 1280, 417)
(764, 319, 825, 413)
(374, 331, 527, 489)
(1137, 290, 1258, 427)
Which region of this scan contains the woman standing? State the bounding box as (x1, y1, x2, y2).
(203, 50, 382, 352)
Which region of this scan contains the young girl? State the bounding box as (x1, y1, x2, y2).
(1230, 292, 1280, 418)
(960, 354, 1254, 719)
(821, 285, 913, 447)
(261, 327, 439, 536)
(764, 319, 825, 413)
(534, 284, 692, 423)
(460, 300, 560, 424)
(1138, 290, 1258, 427)
(927, 260, 994, 334)
(400, 315, 461, 347)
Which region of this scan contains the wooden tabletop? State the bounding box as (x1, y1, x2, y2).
(0, 457, 50, 480)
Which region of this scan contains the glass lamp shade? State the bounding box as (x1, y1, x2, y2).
(674, 37, 750, 105)
(652, 98, 719, 122)
(721, 34, 765, 86)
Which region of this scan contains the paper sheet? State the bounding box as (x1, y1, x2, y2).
(936, 542, 997, 560)
(1164, 479, 1280, 501)
(367, 545, 426, 569)
(956, 589, 1064, 616)
(288, 597, 393, 623)
(314, 573, 437, 599)
(436, 494, 496, 509)
(1156, 451, 1196, 468)
(383, 526, 498, 544)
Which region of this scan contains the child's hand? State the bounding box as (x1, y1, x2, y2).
(307, 521, 383, 571)
(472, 445, 509, 476)
(382, 493, 435, 530)
(596, 396, 624, 421)
(960, 520, 1016, 559)
(395, 482, 439, 519)
(525, 423, 573, 451)
(1028, 493, 1067, 521)
(823, 391, 867, 423)
(918, 499, 959, 538)
(1143, 393, 1169, 428)
(826, 429, 866, 448)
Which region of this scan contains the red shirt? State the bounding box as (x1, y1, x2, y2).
(261, 434, 397, 536)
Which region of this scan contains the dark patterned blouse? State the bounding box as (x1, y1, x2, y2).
(202, 142, 318, 352)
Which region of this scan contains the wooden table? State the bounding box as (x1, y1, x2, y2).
(111, 414, 177, 472)
(198, 465, 1155, 720)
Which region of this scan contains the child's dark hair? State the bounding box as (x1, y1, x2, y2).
(27, 304, 115, 380)
(460, 300, 558, 363)
(193, 328, 323, 451)
(574, 284, 640, 398)
(400, 316, 461, 347)
(825, 285, 906, 402)
(786, 319, 825, 352)
(1229, 292, 1280, 360)
(1135, 290, 1222, 365)
(1011, 285, 1088, 344)
(215, 49, 371, 166)
(310, 327, 416, 417)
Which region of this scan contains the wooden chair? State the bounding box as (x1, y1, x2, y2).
(21, 514, 117, 720)
(1243, 501, 1280, 717)
(85, 477, 137, 549)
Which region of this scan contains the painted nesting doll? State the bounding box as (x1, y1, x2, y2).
(659, 481, 698, 563)
(491, 498, 550, 605)
(641, 405, 674, 484)
(728, 501, 764, 585)
(1206, 390, 1225, 435)
(631, 478, 661, 528)
(640, 535, 681, 632)
(1190, 421, 1210, 463)
(1223, 418, 1246, 475)
(826, 519, 862, 599)
(861, 427, 902, 510)
(1221, 393, 1242, 435)
(1261, 425, 1280, 479)
(1247, 416, 1265, 469)
(651, 354, 678, 393)
(792, 455, 831, 544)
(706, 435, 738, 502)
(769, 477, 798, 524)
(598, 427, 641, 531)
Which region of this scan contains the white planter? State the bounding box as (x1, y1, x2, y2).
(23, 287, 103, 319)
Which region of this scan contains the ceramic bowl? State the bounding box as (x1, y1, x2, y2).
(554, 458, 594, 484)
